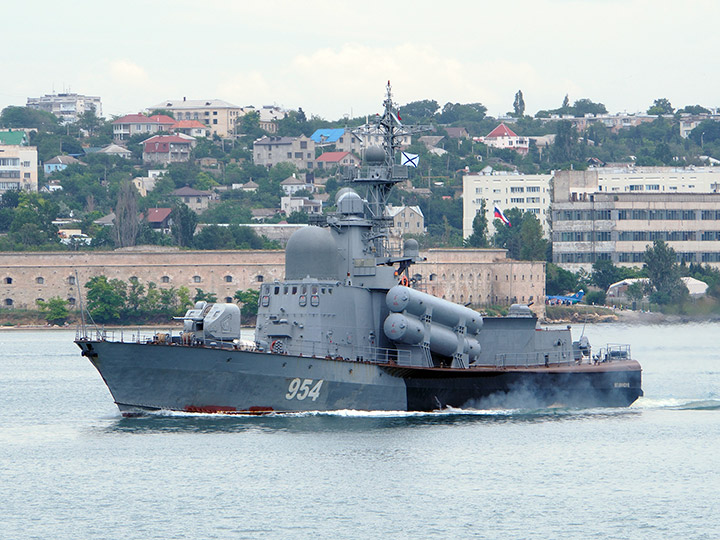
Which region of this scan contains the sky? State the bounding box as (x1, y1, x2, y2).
(2, 0, 719, 121)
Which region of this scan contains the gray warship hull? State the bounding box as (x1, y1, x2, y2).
(77, 339, 642, 414)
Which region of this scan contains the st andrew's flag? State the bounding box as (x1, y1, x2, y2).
(401, 152, 419, 167)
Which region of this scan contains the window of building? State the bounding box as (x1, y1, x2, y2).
(225, 297, 233, 303)
(4, 277, 12, 284)
(68, 297, 76, 306)
(161, 276, 170, 283)
(300, 141, 307, 150)
(224, 275, 233, 283)
(36, 277, 44, 284)
(193, 275, 201, 283)
(5, 298, 13, 306)
(257, 275, 264, 282)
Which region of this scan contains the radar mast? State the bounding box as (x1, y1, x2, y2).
(348, 81, 430, 257)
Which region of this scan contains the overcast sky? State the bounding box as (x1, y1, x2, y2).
(2, 0, 717, 121)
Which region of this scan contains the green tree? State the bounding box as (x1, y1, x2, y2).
(170, 203, 198, 247)
(647, 98, 674, 116)
(643, 240, 688, 304)
(518, 213, 546, 260)
(36, 297, 69, 325)
(550, 121, 582, 165)
(546, 263, 579, 296)
(114, 180, 139, 247)
(234, 289, 260, 319)
(591, 259, 621, 291)
(399, 99, 440, 123)
(491, 207, 523, 259)
(194, 288, 218, 303)
(465, 200, 489, 248)
(513, 90, 525, 117)
(572, 98, 607, 116)
(626, 281, 646, 303)
(85, 276, 127, 323)
(0, 106, 60, 132)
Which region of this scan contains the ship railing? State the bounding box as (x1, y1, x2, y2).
(284, 340, 411, 365)
(493, 350, 575, 368)
(595, 344, 632, 364)
(493, 343, 632, 368)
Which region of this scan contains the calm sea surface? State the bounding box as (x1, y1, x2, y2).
(1, 323, 718, 540)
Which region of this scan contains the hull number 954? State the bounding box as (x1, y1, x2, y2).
(285, 378, 324, 401)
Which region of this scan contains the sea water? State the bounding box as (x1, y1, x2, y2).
(1, 324, 718, 540)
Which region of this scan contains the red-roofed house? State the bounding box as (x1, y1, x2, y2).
(171, 120, 209, 138)
(112, 114, 176, 141)
(479, 123, 530, 154)
(315, 151, 361, 169)
(143, 207, 173, 233)
(142, 135, 195, 164)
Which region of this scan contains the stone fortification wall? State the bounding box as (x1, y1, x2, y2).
(0, 248, 545, 317)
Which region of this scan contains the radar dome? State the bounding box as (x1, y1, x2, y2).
(365, 146, 385, 163)
(335, 187, 358, 204)
(285, 226, 339, 280)
(337, 190, 364, 215)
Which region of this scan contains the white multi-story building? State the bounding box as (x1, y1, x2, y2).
(594, 166, 720, 194)
(26, 93, 102, 123)
(462, 173, 552, 238)
(551, 169, 720, 271)
(0, 145, 38, 193)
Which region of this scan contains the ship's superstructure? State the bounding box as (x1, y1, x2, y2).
(76, 84, 642, 414)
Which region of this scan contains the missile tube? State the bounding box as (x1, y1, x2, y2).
(386, 285, 483, 334)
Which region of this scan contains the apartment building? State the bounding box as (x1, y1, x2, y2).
(551, 170, 720, 270)
(26, 92, 102, 123)
(462, 173, 553, 238)
(149, 99, 243, 138)
(0, 144, 38, 193)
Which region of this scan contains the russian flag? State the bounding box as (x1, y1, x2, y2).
(494, 206, 511, 227)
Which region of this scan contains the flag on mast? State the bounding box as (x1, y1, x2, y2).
(494, 206, 511, 227)
(401, 152, 419, 167)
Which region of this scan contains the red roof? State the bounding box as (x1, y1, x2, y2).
(486, 123, 518, 139)
(316, 151, 353, 163)
(145, 208, 172, 223)
(147, 114, 176, 124)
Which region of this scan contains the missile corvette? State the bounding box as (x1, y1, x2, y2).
(76, 84, 642, 415)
